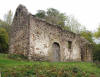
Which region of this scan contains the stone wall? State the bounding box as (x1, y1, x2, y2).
(28, 15, 82, 62)
(9, 5, 92, 62)
(9, 5, 30, 56)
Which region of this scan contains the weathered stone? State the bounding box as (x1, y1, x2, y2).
(9, 4, 92, 62)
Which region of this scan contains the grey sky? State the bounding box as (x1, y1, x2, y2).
(0, 0, 100, 31)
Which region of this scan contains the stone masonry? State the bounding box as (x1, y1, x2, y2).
(9, 5, 92, 62)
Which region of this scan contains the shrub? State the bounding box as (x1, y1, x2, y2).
(8, 54, 28, 60)
(72, 67, 80, 73)
(94, 60, 100, 68)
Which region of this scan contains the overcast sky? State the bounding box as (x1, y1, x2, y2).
(0, 0, 100, 31)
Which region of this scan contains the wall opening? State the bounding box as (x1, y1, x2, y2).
(68, 41, 72, 49)
(81, 46, 87, 61)
(52, 42, 60, 62)
(81, 48, 84, 61)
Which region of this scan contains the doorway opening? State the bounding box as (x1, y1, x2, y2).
(52, 42, 60, 62)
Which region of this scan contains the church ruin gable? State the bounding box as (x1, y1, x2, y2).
(9, 4, 92, 62)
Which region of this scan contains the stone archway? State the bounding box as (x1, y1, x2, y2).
(52, 42, 60, 62)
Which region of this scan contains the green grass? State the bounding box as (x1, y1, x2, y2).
(0, 53, 100, 77)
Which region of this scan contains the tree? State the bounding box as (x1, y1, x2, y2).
(0, 27, 8, 53)
(35, 8, 67, 28)
(93, 44, 100, 61)
(46, 8, 66, 27)
(0, 20, 9, 32)
(80, 30, 94, 43)
(0, 19, 9, 53)
(93, 25, 100, 61)
(0, 10, 12, 53)
(35, 10, 46, 19)
(4, 10, 13, 25)
(94, 25, 100, 38)
(66, 16, 83, 33)
(35, 8, 84, 33)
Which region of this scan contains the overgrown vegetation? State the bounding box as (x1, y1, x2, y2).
(0, 54, 100, 77)
(0, 27, 8, 53)
(35, 8, 83, 33)
(0, 10, 12, 53)
(93, 44, 100, 61)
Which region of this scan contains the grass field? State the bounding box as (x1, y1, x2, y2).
(0, 54, 100, 77)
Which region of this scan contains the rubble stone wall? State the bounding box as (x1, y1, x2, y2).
(28, 15, 82, 61)
(9, 5, 92, 62)
(9, 5, 30, 56)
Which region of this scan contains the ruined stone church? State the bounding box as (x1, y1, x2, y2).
(9, 5, 92, 62)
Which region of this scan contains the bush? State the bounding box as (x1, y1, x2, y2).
(93, 44, 100, 61)
(72, 67, 80, 73)
(94, 60, 100, 68)
(0, 28, 8, 53)
(8, 54, 28, 60)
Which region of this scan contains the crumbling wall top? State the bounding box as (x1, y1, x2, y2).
(15, 4, 91, 45)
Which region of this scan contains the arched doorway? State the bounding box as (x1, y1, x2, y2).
(52, 42, 60, 62)
(81, 47, 87, 61)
